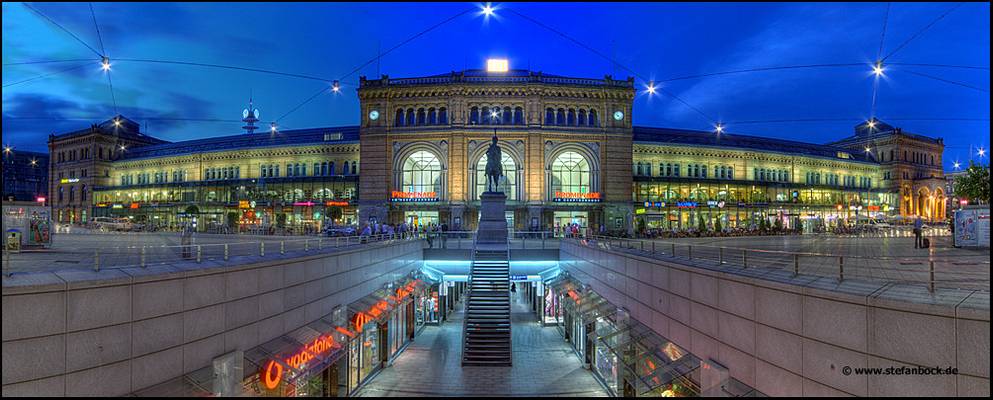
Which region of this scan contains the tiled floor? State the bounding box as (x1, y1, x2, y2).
(356, 294, 609, 397)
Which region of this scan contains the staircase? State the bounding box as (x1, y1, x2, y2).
(462, 247, 512, 366)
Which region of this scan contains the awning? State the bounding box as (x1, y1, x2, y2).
(594, 311, 701, 396)
(348, 288, 397, 322)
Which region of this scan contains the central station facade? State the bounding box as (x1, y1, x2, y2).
(48, 66, 948, 232)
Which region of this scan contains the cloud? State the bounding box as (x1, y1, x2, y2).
(660, 4, 879, 125)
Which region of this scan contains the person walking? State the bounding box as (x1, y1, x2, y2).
(913, 216, 924, 249)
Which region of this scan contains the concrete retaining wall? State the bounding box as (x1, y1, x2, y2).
(1, 240, 423, 396)
(561, 240, 990, 397)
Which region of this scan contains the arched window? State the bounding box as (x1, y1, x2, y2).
(567, 109, 576, 126)
(428, 108, 437, 125)
(556, 109, 566, 125)
(545, 108, 554, 125)
(482, 107, 491, 124)
(395, 109, 405, 127)
(341, 162, 349, 175)
(81, 185, 87, 202)
(406, 108, 415, 126)
(579, 109, 587, 126)
(439, 108, 448, 124)
(513, 107, 524, 125)
(329, 162, 335, 175)
(351, 162, 357, 175)
(588, 110, 598, 127)
(503, 106, 512, 125)
(635, 162, 643, 176)
(551, 151, 591, 194)
(470, 107, 480, 125)
(416, 108, 426, 125)
(476, 153, 517, 200)
(321, 162, 328, 176)
(401, 151, 442, 195)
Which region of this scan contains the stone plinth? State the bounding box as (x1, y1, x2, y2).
(477, 192, 508, 244)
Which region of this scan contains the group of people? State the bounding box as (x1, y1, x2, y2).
(637, 226, 800, 239)
(556, 222, 584, 238)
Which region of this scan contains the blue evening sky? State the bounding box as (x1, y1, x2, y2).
(2, 2, 989, 170)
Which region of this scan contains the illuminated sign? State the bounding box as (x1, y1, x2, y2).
(59, 178, 80, 184)
(867, 205, 880, 212)
(130, 203, 140, 209)
(391, 191, 438, 202)
(35, 196, 46, 203)
(239, 200, 250, 209)
(292, 201, 316, 207)
(325, 201, 350, 207)
(261, 333, 342, 391)
(676, 201, 697, 208)
(96, 203, 109, 208)
(635, 208, 646, 215)
(486, 58, 509, 72)
(553, 192, 601, 203)
(112, 204, 124, 209)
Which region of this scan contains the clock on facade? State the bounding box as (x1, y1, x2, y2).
(368, 110, 380, 120)
(613, 111, 624, 121)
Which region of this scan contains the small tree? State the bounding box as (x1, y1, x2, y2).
(636, 217, 646, 234)
(954, 161, 990, 204)
(774, 218, 783, 232)
(276, 213, 287, 229)
(697, 214, 707, 232)
(714, 218, 722, 233)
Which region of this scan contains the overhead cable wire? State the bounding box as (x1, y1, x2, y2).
(659, 63, 865, 83)
(881, 2, 964, 62)
(2, 62, 91, 88)
(886, 62, 989, 71)
(902, 69, 989, 93)
(506, 7, 716, 124)
(276, 6, 476, 123)
(23, 3, 103, 58)
(112, 58, 333, 83)
(3, 59, 96, 66)
(89, 3, 106, 56)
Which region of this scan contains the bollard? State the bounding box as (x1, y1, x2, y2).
(793, 254, 799, 276)
(743, 250, 748, 268)
(688, 245, 693, 260)
(652, 241, 656, 254)
(928, 260, 935, 293)
(305, 240, 310, 252)
(196, 245, 202, 263)
(671, 243, 676, 257)
(260, 242, 265, 257)
(719, 247, 724, 265)
(280, 241, 285, 255)
(141, 246, 147, 268)
(838, 256, 844, 281)
(94, 250, 100, 271)
(318, 238, 323, 250)
(336, 237, 341, 248)
(224, 244, 229, 261)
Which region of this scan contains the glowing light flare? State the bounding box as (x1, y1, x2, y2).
(872, 61, 884, 77)
(481, 2, 495, 16)
(714, 123, 724, 134)
(101, 56, 111, 71)
(953, 161, 961, 170)
(113, 118, 122, 127)
(645, 80, 657, 95)
(2, 146, 11, 154)
(865, 146, 872, 153)
(30, 159, 37, 166)
(332, 80, 340, 93)
(270, 122, 278, 133)
(979, 147, 987, 157)
(119, 144, 126, 151)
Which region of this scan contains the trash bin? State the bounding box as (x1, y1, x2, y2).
(6, 230, 22, 253)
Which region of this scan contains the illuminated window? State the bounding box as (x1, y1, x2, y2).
(401, 151, 442, 195)
(551, 151, 590, 194)
(476, 153, 516, 200)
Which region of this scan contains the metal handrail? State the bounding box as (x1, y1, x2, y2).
(2, 232, 418, 276)
(573, 235, 989, 293)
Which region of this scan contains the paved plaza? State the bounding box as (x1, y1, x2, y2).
(356, 296, 609, 397)
(619, 234, 990, 291)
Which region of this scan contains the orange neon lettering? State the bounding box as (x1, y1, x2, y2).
(262, 360, 283, 390)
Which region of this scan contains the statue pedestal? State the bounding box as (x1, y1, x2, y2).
(477, 192, 508, 244)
